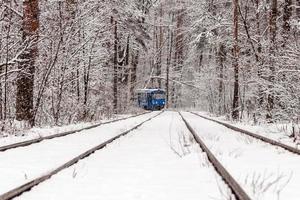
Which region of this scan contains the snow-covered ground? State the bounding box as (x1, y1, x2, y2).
(0, 112, 156, 195)
(13, 112, 231, 200)
(0, 114, 133, 147)
(2, 111, 300, 200)
(182, 112, 300, 200)
(195, 111, 300, 149)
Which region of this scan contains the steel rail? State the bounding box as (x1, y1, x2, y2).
(190, 112, 300, 155)
(0, 111, 163, 200)
(0, 112, 151, 152)
(179, 112, 252, 200)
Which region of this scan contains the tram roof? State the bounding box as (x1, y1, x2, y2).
(136, 88, 165, 93)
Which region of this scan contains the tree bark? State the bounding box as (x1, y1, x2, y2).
(255, 0, 264, 109)
(173, 3, 184, 107)
(130, 51, 138, 102)
(282, 0, 292, 46)
(16, 0, 39, 127)
(112, 16, 118, 114)
(232, 0, 240, 120)
(157, 3, 164, 88)
(166, 26, 174, 109)
(297, 0, 300, 18)
(218, 44, 226, 115)
(266, 0, 277, 121)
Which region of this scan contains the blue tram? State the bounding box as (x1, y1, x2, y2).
(137, 89, 166, 110)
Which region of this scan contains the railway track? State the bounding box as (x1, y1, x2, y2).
(0, 111, 163, 200)
(2, 111, 297, 199)
(0, 112, 150, 152)
(189, 112, 300, 155)
(179, 112, 252, 200)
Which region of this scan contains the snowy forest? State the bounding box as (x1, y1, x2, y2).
(0, 0, 299, 128)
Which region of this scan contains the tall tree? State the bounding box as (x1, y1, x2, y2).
(112, 16, 118, 113)
(172, 0, 185, 107)
(266, 0, 277, 121)
(282, 0, 292, 46)
(217, 44, 226, 115)
(15, 0, 39, 127)
(232, 0, 240, 120)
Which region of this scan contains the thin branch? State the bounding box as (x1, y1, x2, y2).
(150, 76, 205, 91)
(3, 3, 23, 18)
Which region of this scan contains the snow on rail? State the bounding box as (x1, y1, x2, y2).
(0, 112, 162, 200)
(190, 112, 300, 155)
(0, 112, 150, 152)
(11, 111, 234, 200)
(179, 112, 252, 200)
(182, 111, 300, 199)
(0, 112, 159, 197)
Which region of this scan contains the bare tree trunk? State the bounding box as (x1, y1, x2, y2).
(296, 0, 300, 45)
(126, 41, 132, 109)
(266, 0, 277, 121)
(3, 3, 12, 121)
(54, 67, 66, 125)
(282, 0, 292, 47)
(152, 14, 157, 88)
(130, 51, 138, 101)
(297, 0, 300, 18)
(0, 61, 2, 121)
(218, 44, 226, 115)
(16, 0, 39, 127)
(53, 2, 66, 125)
(4, 47, 8, 120)
(83, 37, 96, 119)
(174, 3, 184, 107)
(254, 0, 264, 110)
(166, 26, 174, 109)
(157, 3, 164, 88)
(232, 0, 240, 120)
(112, 16, 118, 114)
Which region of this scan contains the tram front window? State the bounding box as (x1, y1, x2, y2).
(153, 93, 165, 100)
